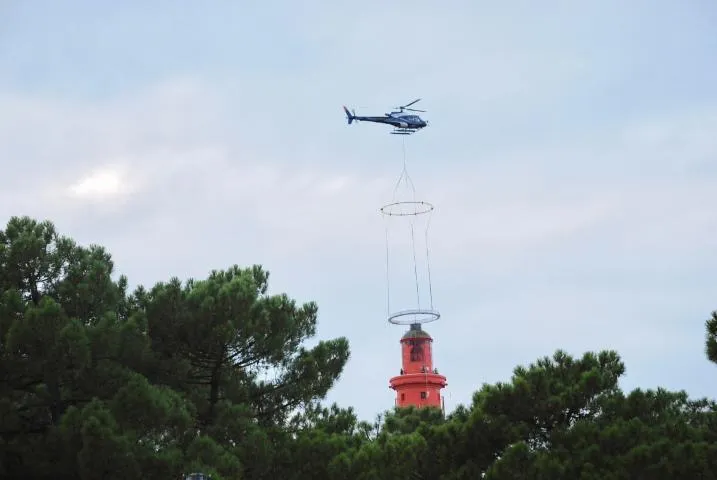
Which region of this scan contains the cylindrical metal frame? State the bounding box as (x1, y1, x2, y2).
(382, 136, 440, 327)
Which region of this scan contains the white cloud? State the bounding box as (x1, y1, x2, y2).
(68, 164, 131, 200)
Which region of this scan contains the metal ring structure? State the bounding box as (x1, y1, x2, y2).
(380, 200, 434, 217)
(388, 308, 441, 325)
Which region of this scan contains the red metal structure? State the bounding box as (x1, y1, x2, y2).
(389, 323, 447, 410)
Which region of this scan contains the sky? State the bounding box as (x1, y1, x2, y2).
(1, 0, 716, 421)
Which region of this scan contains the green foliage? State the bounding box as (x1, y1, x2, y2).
(2, 215, 717, 479)
(0, 216, 349, 479)
(706, 310, 717, 364)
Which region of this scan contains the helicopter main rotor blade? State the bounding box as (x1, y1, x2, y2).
(404, 98, 421, 108)
(405, 108, 426, 112)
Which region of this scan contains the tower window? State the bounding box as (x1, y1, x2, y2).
(420, 391, 427, 399)
(401, 393, 405, 401)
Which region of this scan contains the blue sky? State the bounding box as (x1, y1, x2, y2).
(1, 1, 716, 421)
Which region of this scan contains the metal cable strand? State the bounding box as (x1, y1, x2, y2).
(425, 210, 435, 309)
(384, 223, 391, 316)
(409, 219, 421, 314)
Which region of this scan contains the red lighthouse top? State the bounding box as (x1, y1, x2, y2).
(389, 323, 447, 410)
(400, 324, 435, 373)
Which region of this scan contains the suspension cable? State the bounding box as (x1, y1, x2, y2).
(425, 211, 434, 309)
(384, 223, 391, 316)
(410, 219, 421, 311)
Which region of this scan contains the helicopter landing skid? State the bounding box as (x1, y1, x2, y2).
(390, 128, 414, 135)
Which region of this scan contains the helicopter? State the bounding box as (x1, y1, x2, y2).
(342, 98, 429, 135)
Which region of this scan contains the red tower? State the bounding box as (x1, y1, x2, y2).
(389, 323, 447, 409)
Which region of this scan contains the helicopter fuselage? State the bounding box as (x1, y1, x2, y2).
(342, 100, 428, 134)
(344, 110, 427, 130)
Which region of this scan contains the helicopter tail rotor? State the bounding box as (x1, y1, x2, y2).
(343, 106, 356, 125)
